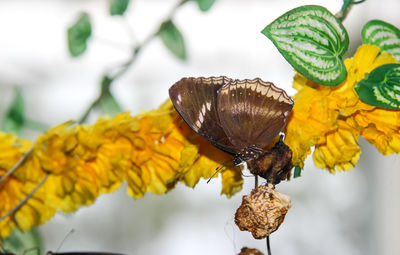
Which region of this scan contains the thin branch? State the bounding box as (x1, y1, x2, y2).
(0, 147, 33, 184)
(77, 96, 103, 124)
(77, 0, 190, 124)
(336, 0, 367, 21)
(266, 236, 272, 255)
(0, 174, 49, 223)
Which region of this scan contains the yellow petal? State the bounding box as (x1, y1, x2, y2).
(313, 120, 361, 172)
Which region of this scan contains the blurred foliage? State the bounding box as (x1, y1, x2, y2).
(98, 76, 123, 116)
(158, 20, 187, 60)
(110, 0, 131, 16)
(1, 87, 25, 135)
(67, 0, 219, 122)
(194, 0, 216, 12)
(2, 228, 43, 255)
(294, 166, 301, 178)
(67, 12, 92, 57)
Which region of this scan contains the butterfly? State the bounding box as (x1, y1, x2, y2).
(169, 77, 294, 184)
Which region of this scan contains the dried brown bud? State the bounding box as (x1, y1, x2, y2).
(238, 247, 264, 255)
(235, 184, 291, 239)
(250, 136, 293, 184)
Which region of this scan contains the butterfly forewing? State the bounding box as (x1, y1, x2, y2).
(217, 79, 293, 150)
(169, 77, 239, 155)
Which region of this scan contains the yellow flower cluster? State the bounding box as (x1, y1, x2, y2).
(0, 100, 241, 240)
(2, 44, 399, 240)
(284, 44, 400, 172)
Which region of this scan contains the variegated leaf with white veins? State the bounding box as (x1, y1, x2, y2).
(262, 5, 349, 86)
(355, 63, 400, 109)
(362, 19, 400, 62)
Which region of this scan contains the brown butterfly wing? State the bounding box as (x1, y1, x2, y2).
(217, 78, 293, 150)
(169, 76, 239, 155)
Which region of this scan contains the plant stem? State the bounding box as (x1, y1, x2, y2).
(266, 236, 272, 255)
(77, 0, 189, 124)
(0, 147, 33, 184)
(0, 174, 49, 223)
(336, 0, 367, 21)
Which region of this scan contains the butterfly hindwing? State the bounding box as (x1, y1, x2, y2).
(217, 78, 293, 150)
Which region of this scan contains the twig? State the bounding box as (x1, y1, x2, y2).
(77, 0, 190, 124)
(0, 174, 49, 223)
(336, 0, 367, 21)
(266, 236, 272, 255)
(0, 147, 33, 184)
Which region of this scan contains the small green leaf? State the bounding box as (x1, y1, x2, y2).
(2, 87, 25, 134)
(158, 20, 187, 60)
(110, 0, 130, 16)
(67, 12, 92, 57)
(362, 19, 400, 62)
(355, 63, 400, 109)
(194, 0, 216, 12)
(97, 76, 122, 116)
(262, 5, 349, 86)
(294, 166, 301, 178)
(98, 93, 122, 117)
(2, 227, 43, 255)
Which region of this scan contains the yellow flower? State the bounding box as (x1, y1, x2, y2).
(284, 75, 338, 168)
(0, 100, 240, 240)
(313, 119, 361, 172)
(285, 44, 398, 171)
(0, 133, 54, 238)
(355, 108, 400, 154)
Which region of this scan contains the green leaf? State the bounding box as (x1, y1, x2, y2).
(97, 76, 122, 116)
(262, 5, 349, 86)
(110, 0, 130, 16)
(98, 93, 123, 116)
(67, 12, 92, 57)
(355, 63, 400, 109)
(361, 19, 400, 62)
(2, 227, 43, 255)
(2, 87, 25, 134)
(294, 166, 301, 178)
(194, 0, 216, 12)
(158, 20, 187, 60)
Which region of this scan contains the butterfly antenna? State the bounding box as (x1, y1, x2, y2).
(207, 165, 226, 184)
(54, 229, 75, 253)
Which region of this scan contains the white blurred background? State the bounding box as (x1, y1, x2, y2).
(0, 0, 400, 254)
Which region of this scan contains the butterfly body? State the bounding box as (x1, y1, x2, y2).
(169, 77, 294, 175)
